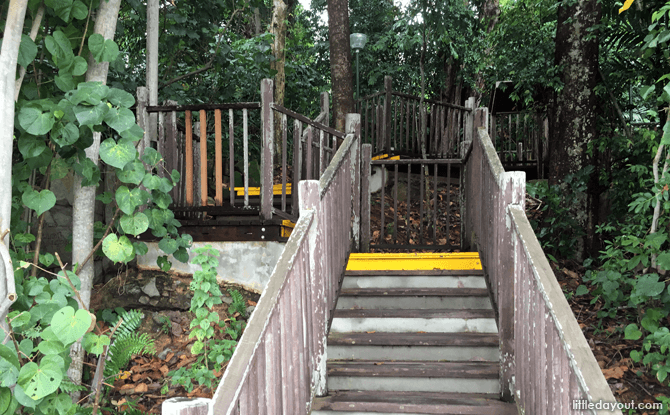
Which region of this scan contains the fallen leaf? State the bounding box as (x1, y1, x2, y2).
(159, 365, 169, 376)
(135, 383, 148, 393)
(602, 366, 627, 379)
(366, 331, 376, 334)
(247, 300, 257, 306)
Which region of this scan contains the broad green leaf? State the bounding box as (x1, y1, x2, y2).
(22, 189, 56, 216)
(67, 82, 109, 105)
(18, 339, 33, 358)
(574, 285, 589, 296)
(18, 34, 37, 68)
(142, 174, 162, 190)
(640, 85, 655, 100)
(141, 147, 162, 166)
(48, 394, 74, 415)
(55, 73, 75, 92)
(37, 339, 65, 355)
(88, 34, 119, 63)
(107, 88, 135, 108)
(13, 383, 39, 408)
(158, 238, 179, 255)
(18, 106, 55, 136)
(117, 160, 146, 185)
(17, 355, 64, 400)
(0, 358, 18, 388)
(73, 102, 109, 126)
(0, 387, 11, 413)
(152, 190, 172, 209)
(18, 136, 48, 158)
(44, 31, 74, 70)
(115, 186, 147, 215)
(82, 333, 110, 355)
(0, 345, 19, 371)
(51, 306, 91, 345)
(39, 253, 55, 267)
(120, 212, 149, 236)
(104, 107, 135, 133)
(174, 247, 189, 263)
(634, 273, 665, 298)
(120, 123, 145, 141)
(70, 0, 88, 19)
(624, 323, 643, 340)
(96, 191, 113, 204)
(52, 122, 79, 147)
(100, 138, 136, 169)
(102, 234, 134, 263)
(72, 56, 88, 76)
(656, 252, 670, 270)
(133, 241, 149, 256)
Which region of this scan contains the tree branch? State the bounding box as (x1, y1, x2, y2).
(75, 207, 121, 275)
(159, 61, 212, 90)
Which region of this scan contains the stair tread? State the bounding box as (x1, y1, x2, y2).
(333, 309, 495, 319)
(312, 391, 516, 414)
(345, 270, 485, 276)
(328, 332, 499, 347)
(339, 288, 490, 297)
(327, 360, 499, 378)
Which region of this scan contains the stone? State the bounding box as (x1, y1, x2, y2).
(142, 277, 160, 297)
(221, 295, 233, 305)
(157, 347, 173, 360)
(246, 305, 256, 316)
(138, 296, 150, 305)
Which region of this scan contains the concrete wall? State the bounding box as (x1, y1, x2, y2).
(137, 241, 286, 293)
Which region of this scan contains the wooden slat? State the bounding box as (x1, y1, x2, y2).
(215, 109, 223, 205)
(270, 103, 345, 138)
(229, 109, 235, 206)
(146, 102, 260, 112)
(185, 110, 194, 206)
(243, 108, 250, 207)
(281, 113, 288, 212)
(199, 110, 207, 206)
(328, 331, 498, 347)
(393, 164, 398, 243)
(327, 360, 499, 378)
(306, 128, 313, 180)
(333, 308, 495, 319)
(292, 120, 302, 217)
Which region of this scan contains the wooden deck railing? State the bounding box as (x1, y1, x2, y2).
(209, 114, 360, 415)
(356, 76, 473, 158)
(491, 110, 547, 178)
(462, 121, 621, 414)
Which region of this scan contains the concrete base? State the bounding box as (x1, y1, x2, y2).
(162, 397, 210, 415)
(138, 241, 285, 293)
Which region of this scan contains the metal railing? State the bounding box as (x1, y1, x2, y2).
(462, 123, 621, 414)
(209, 114, 360, 415)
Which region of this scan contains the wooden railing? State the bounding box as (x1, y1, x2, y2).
(210, 114, 360, 415)
(491, 110, 547, 178)
(462, 121, 621, 414)
(356, 76, 473, 158)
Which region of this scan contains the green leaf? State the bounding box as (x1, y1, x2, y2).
(39, 253, 55, 267)
(142, 174, 162, 190)
(575, 285, 589, 296)
(656, 252, 670, 271)
(634, 274, 665, 298)
(0, 359, 18, 388)
(82, 333, 110, 355)
(100, 138, 136, 169)
(115, 186, 148, 215)
(18, 135, 48, 158)
(70, 0, 88, 19)
(0, 387, 12, 413)
(133, 241, 149, 256)
(102, 234, 134, 263)
(17, 355, 64, 400)
(88, 34, 119, 63)
(191, 340, 204, 355)
(157, 255, 171, 272)
(73, 102, 109, 126)
(44, 31, 74, 69)
(52, 122, 79, 146)
(55, 73, 75, 92)
(624, 323, 643, 341)
(173, 247, 189, 263)
(18, 34, 37, 68)
(67, 82, 109, 105)
(117, 160, 146, 185)
(0, 344, 20, 371)
(37, 339, 65, 356)
(51, 307, 91, 345)
(45, 0, 80, 22)
(158, 238, 179, 255)
(104, 107, 135, 133)
(141, 147, 162, 166)
(96, 191, 113, 204)
(13, 383, 39, 408)
(120, 123, 145, 141)
(18, 106, 55, 136)
(120, 212, 149, 236)
(107, 88, 135, 108)
(22, 189, 56, 216)
(152, 190, 172, 209)
(72, 56, 88, 76)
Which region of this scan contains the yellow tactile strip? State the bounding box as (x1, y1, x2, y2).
(346, 252, 482, 271)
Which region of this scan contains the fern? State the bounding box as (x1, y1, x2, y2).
(59, 379, 88, 393)
(104, 309, 155, 379)
(228, 289, 246, 317)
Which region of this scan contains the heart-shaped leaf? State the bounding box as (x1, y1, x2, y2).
(18, 136, 48, 158)
(17, 355, 64, 400)
(50, 306, 91, 345)
(73, 102, 109, 126)
(120, 212, 149, 236)
(107, 88, 135, 108)
(82, 333, 110, 356)
(18, 106, 55, 136)
(18, 34, 37, 68)
(22, 189, 56, 216)
(44, 31, 74, 70)
(104, 107, 135, 133)
(100, 138, 136, 169)
(117, 160, 146, 185)
(102, 234, 134, 263)
(158, 238, 179, 255)
(115, 186, 149, 215)
(88, 34, 119, 63)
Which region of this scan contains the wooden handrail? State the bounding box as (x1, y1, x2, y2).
(145, 102, 260, 112)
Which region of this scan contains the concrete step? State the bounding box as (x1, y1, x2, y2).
(330, 309, 498, 334)
(336, 288, 492, 310)
(326, 360, 500, 394)
(311, 391, 517, 415)
(341, 274, 487, 290)
(328, 332, 499, 362)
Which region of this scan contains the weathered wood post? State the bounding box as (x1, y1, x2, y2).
(500, 170, 525, 402)
(360, 144, 372, 253)
(261, 79, 275, 221)
(346, 114, 361, 251)
(162, 397, 210, 415)
(383, 76, 392, 152)
(460, 98, 476, 251)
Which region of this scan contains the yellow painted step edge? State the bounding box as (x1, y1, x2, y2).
(234, 183, 292, 197)
(346, 252, 482, 271)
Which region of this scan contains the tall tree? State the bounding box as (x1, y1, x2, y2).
(327, 0, 354, 131)
(69, 0, 123, 392)
(549, 0, 602, 258)
(0, 0, 29, 342)
(271, 0, 288, 156)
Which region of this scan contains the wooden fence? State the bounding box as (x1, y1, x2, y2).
(491, 111, 547, 178)
(356, 76, 473, 158)
(462, 121, 621, 414)
(209, 114, 361, 415)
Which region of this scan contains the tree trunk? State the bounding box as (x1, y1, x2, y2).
(271, 0, 287, 158)
(69, 0, 123, 394)
(549, 0, 601, 259)
(327, 0, 354, 132)
(0, 0, 29, 344)
(473, 0, 499, 106)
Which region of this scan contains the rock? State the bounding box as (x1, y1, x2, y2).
(157, 347, 173, 360)
(142, 277, 160, 297)
(152, 312, 169, 325)
(171, 322, 183, 336)
(138, 296, 150, 304)
(246, 305, 256, 316)
(222, 295, 233, 305)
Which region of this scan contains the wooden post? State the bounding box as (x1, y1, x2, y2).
(214, 109, 223, 205)
(185, 110, 194, 206)
(165, 101, 178, 203)
(199, 111, 208, 206)
(135, 87, 150, 158)
(346, 114, 361, 251)
(292, 120, 303, 216)
(360, 144, 372, 253)
(384, 76, 392, 152)
(146, 0, 158, 144)
(162, 397, 210, 415)
(261, 79, 274, 221)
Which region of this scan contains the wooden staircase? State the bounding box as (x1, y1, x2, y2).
(311, 254, 517, 415)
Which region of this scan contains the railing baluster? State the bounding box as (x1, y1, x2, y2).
(282, 113, 288, 212)
(243, 108, 249, 207)
(393, 164, 398, 244)
(433, 164, 438, 244)
(380, 164, 386, 243)
(419, 162, 424, 245)
(229, 109, 235, 206)
(306, 128, 313, 180)
(185, 110, 194, 206)
(199, 110, 207, 206)
(292, 120, 303, 216)
(407, 162, 411, 246)
(215, 109, 223, 205)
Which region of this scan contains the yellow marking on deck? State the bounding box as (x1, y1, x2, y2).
(371, 154, 401, 161)
(346, 252, 482, 271)
(281, 220, 295, 238)
(234, 183, 292, 197)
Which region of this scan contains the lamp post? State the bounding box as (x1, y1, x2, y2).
(350, 33, 367, 101)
